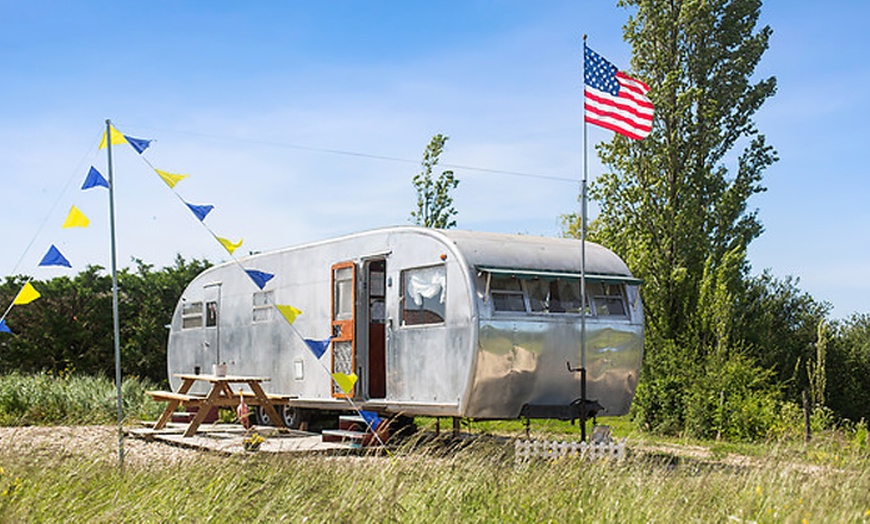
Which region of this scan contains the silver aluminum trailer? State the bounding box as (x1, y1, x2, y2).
(166, 226, 643, 426)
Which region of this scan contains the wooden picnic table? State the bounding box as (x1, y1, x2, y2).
(149, 373, 290, 437)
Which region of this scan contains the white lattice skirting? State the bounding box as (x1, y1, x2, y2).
(514, 439, 626, 462)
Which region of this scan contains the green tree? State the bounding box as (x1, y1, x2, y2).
(0, 256, 209, 384)
(566, 0, 780, 434)
(118, 255, 211, 384)
(827, 314, 870, 424)
(411, 134, 459, 228)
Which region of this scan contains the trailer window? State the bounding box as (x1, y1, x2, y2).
(252, 290, 274, 323)
(181, 301, 204, 329)
(493, 277, 586, 314)
(589, 283, 628, 317)
(333, 266, 354, 321)
(490, 276, 526, 312)
(489, 276, 633, 317)
(402, 265, 446, 325)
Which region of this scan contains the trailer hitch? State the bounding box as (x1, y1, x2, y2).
(567, 361, 589, 443)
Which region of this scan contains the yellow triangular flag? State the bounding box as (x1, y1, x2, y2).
(154, 169, 188, 188)
(98, 125, 128, 149)
(332, 372, 358, 395)
(216, 236, 243, 255)
(13, 282, 41, 305)
(275, 304, 302, 325)
(62, 205, 90, 228)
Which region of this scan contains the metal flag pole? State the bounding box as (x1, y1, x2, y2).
(579, 34, 589, 442)
(106, 119, 125, 466)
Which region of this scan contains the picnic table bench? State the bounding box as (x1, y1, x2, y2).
(148, 373, 292, 437)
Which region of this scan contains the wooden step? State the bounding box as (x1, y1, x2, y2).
(338, 415, 368, 431)
(322, 429, 367, 444)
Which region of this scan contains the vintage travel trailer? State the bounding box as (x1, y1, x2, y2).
(166, 226, 643, 427)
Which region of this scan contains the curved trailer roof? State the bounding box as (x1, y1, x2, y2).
(436, 229, 638, 283)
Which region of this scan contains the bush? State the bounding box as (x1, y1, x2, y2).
(683, 353, 781, 441)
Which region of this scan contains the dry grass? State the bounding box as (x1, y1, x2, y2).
(0, 426, 867, 522)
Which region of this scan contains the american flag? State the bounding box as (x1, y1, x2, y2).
(584, 45, 654, 140)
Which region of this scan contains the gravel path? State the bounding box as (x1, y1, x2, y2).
(0, 425, 203, 468)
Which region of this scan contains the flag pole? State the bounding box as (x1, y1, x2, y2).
(579, 34, 589, 442)
(106, 119, 125, 467)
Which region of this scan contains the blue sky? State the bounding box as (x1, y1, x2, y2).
(1, 1, 867, 318)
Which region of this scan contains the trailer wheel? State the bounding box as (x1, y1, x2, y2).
(253, 405, 306, 429)
(279, 406, 306, 430)
(253, 405, 276, 427)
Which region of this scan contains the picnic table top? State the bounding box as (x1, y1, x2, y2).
(174, 373, 272, 382)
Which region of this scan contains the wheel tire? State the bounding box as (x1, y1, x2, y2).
(280, 406, 306, 430)
(254, 405, 275, 426)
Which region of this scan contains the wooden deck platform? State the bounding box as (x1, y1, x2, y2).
(128, 423, 355, 454)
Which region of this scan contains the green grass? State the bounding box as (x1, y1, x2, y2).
(0, 371, 163, 425)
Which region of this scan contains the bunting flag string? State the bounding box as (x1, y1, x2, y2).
(360, 410, 382, 430)
(82, 166, 109, 190)
(303, 336, 331, 359)
(331, 372, 358, 395)
(39, 245, 72, 268)
(184, 201, 214, 222)
(245, 269, 275, 290)
(2, 156, 107, 335)
(99, 124, 128, 149)
(62, 205, 90, 228)
(276, 304, 303, 326)
(101, 124, 390, 446)
(216, 236, 244, 255)
(13, 282, 41, 305)
(124, 135, 152, 154)
(154, 169, 188, 189)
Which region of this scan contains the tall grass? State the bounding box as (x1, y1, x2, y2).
(0, 435, 867, 522)
(0, 371, 162, 425)
(0, 372, 867, 521)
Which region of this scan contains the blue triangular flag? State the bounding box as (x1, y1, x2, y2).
(39, 244, 72, 268)
(303, 337, 332, 359)
(185, 201, 214, 222)
(0, 319, 12, 334)
(245, 269, 275, 290)
(360, 410, 381, 429)
(81, 166, 109, 190)
(124, 135, 152, 154)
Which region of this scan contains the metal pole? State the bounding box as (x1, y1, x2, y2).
(579, 35, 589, 442)
(106, 119, 124, 466)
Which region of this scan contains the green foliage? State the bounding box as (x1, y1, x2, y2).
(411, 134, 460, 229)
(826, 314, 870, 423)
(736, 272, 829, 402)
(0, 371, 162, 425)
(0, 255, 210, 384)
(118, 255, 212, 384)
(684, 353, 780, 441)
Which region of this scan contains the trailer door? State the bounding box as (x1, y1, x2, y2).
(331, 261, 356, 397)
(203, 282, 221, 369)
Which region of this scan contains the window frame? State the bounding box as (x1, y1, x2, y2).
(252, 290, 274, 323)
(482, 268, 635, 320)
(400, 264, 447, 327)
(181, 301, 204, 330)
